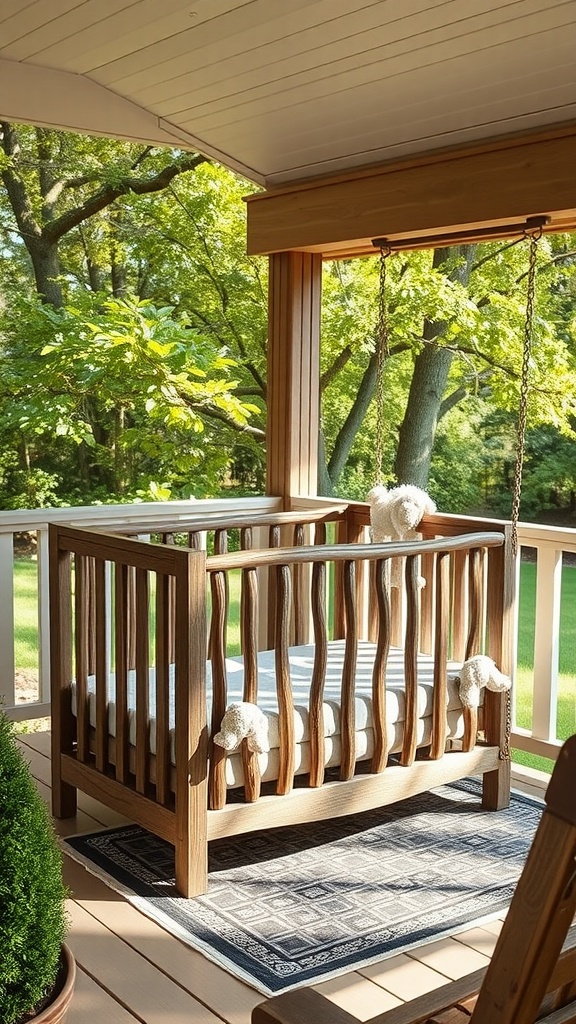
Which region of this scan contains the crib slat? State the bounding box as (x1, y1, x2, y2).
(460, 546, 484, 752)
(340, 560, 358, 782)
(208, 567, 228, 810)
(430, 551, 450, 760)
(309, 560, 328, 788)
(135, 568, 150, 794)
(267, 525, 281, 649)
(94, 558, 108, 774)
(87, 556, 97, 677)
(240, 527, 261, 803)
(162, 533, 177, 666)
(315, 522, 326, 546)
(452, 549, 468, 661)
(155, 571, 171, 806)
(208, 530, 228, 660)
(371, 558, 391, 774)
(293, 523, 307, 645)
(420, 550, 435, 655)
(465, 547, 483, 659)
(114, 562, 129, 785)
(276, 564, 295, 795)
(127, 566, 136, 671)
(74, 554, 89, 763)
(400, 554, 420, 767)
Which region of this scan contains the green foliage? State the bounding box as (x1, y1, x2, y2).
(0, 712, 68, 1023)
(2, 125, 576, 514)
(428, 408, 486, 513)
(0, 292, 259, 503)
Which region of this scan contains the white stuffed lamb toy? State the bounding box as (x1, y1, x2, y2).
(368, 484, 437, 587)
(213, 701, 270, 754)
(455, 654, 511, 709)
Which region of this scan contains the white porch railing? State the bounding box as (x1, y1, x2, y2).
(0, 496, 281, 721)
(2, 499, 574, 768)
(510, 522, 576, 763)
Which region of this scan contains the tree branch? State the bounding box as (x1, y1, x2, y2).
(190, 404, 265, 438)
(43, 152, 208, 242)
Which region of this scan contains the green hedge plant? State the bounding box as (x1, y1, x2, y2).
(0, 711, 68, 1024)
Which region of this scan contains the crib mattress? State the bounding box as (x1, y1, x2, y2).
(72, 640, 467, 787)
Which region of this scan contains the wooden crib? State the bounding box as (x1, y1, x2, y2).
(49, 503, 514, 897)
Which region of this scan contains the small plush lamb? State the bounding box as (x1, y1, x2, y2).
(456, 654, 512, 709)
(368, 484, 437, 587)
(368, 484, 437, 543)
(213, 701, 270, 754)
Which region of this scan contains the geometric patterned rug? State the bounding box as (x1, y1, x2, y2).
(63, 779, 544, 995)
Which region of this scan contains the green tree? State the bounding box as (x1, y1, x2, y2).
(0, 295, 259, 502)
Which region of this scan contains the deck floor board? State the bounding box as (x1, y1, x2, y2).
(16, 730, 548, 1024)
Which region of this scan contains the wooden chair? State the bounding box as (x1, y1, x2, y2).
(252, 734, 576, 1024)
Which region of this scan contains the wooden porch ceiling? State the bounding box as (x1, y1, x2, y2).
(1, 1, 575, 190)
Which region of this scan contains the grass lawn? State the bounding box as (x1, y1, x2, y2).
(14, 557, 40, 670)
(13, 556, 575, 773)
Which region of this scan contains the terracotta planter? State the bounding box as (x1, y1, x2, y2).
(32, 944, 76, 1024)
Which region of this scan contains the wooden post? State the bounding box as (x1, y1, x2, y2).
(266, 251, 322, 503)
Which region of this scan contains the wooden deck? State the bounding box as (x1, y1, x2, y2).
(20, 730, 549, 1024)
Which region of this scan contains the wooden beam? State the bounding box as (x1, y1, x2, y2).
(246, 122, 576, 256)
(266, 251, 322, 501)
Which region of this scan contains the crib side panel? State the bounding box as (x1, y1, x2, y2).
(49, 525, 209, 894)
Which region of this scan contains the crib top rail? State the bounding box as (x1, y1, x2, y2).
(87, 505, 349, 537)
(205, 531, 505, 572)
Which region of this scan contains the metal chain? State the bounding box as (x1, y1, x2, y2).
(500, 689, 512, 761)
(374, 244, 392, 484)
(510, 226, 541, 557)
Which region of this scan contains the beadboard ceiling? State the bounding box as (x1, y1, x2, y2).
(1, 0, 575, 187)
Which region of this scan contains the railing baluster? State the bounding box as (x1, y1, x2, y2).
(0, 534, 15, 707)
(532, 546, 562, 742)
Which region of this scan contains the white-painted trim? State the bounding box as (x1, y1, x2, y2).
(0, 58, 185, 147)
(531, 546, 562, 741)
(0, 496, 281, 533)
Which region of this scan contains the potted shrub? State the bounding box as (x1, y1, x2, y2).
(0, 710, 75, 1023)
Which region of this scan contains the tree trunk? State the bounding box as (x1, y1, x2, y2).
(394, 245, 476, 487)
(326, 352, 377, 488)
(394, 335, 453, 487)
(26, 236, 63, 307)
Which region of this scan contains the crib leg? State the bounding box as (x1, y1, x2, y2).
(482, 760, 511, 811)
(175, 830, 208, 898)
(481, 690, 511, 810)
(174, 769, 208, 896)
(51, 717, 77, 818)
(51, 755, 77, 819)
